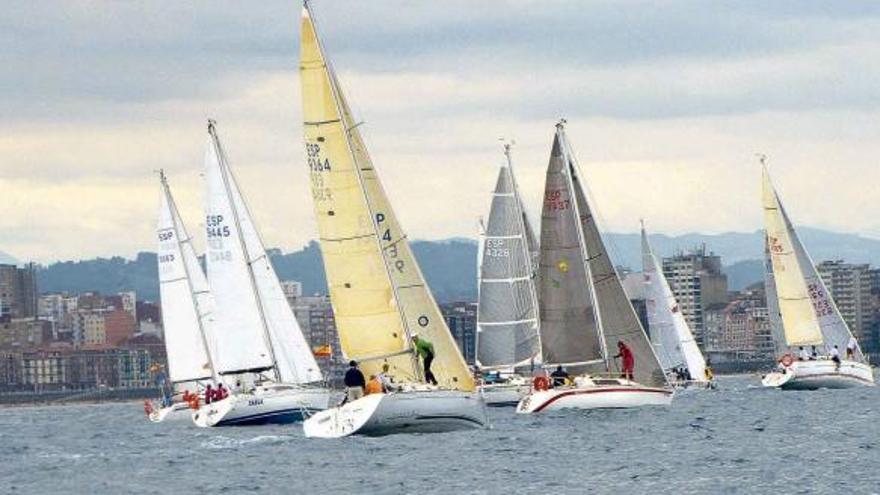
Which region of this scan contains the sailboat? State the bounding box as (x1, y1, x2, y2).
(759, 164, 874, 389)
(191, 121, 330, 427)
(475, 143, 541, 406)
(641, 222, 713, 389)
(149, 171, 218, 423)
(517, 122, 672, 413)
(298, 2, 486, 438)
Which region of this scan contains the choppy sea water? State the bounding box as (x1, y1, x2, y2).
(2, 375, 879, 495)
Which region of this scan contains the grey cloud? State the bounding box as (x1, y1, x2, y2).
(3, 0, 880, 122)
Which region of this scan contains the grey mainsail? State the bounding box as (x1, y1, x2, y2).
(538, 130, 604, 369)
(476, 146, 541, 369)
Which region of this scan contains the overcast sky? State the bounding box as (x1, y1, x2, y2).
(1, 1, 879, 263)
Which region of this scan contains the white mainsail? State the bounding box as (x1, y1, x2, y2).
(157, 172, 216, 384)
(204, 122, 322, 384)
(762, 166, 864, 360)
(539, 123, 668, 388)
(300, 4, 473, 390)
(641, 223, 707, 381)
(476, 145, 541, 370)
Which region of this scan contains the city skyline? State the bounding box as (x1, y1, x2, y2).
(2, 1, 880, 263)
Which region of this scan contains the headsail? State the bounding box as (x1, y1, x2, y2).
(641, 223, 707, 381)
(476, 145, 541, 369)
(300, 4, 473, 390)
(762, 166, 863, 359)
(157, 172, 216, 384)
(205, 122, 322, 383)
(562, 129, 667, 388)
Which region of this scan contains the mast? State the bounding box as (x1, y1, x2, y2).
(159, 170, 218, 383)
(557, 122, 609, 370)
(207, 121, 282, 383)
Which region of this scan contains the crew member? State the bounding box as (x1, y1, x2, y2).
(614, 341, 635, 380)
(550, 365, 570, 387)
(343, 360, 366, 403)
(829, 345, 841, 370)
(798, 346, 810, 361)
(411, 333, 438, 385)
(377, 363, 395, 392)
(365, 375, 383, 395)
(204, 384, 214, 405)
(846, 337, 858, 360)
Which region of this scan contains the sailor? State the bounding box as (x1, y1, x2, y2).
(205, 384, 214, 405)
(799, 346, 810, 361)
(216, 383, 228, 401)
(376, 363, 395, 392)
(810, 346, 818, 360)
(614, 341, 635, 380)
(846, 337, 858, 360)
(550, 365, 570, 387)
(829, 345, 841, 370)
(365, 375, 383, 395)
(343, 360, 366, 403)
(411, 333, 438, 385)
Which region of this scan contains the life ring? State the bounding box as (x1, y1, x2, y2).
(533, 376, 550, 391)
(780, 354, 794, 367)
(143, 400, 153, 416)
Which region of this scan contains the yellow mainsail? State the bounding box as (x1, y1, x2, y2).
(299, 5, 474, 391)
(762, 167, 823, 346)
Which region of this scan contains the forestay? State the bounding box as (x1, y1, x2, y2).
(299, 4, 473, 390)
(641, 224, 707, 381)
(205, 123, 322, 383)
(157, 173, 216, 384)
(476, 148, 541, 369)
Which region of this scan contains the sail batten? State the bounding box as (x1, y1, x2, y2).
(300, 4, 473, 390)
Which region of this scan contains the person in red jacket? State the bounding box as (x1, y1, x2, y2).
(614, 341, 635, 380)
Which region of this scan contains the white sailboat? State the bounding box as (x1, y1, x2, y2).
(476, 143, 541, 406)
(298, 2, 487, 437)
(641, 222, 713, 389)
(149, 171, 219, 423)
(517, 122, 673, 413)
(759, 164, 874, 390)
(192, 121, 330, 427)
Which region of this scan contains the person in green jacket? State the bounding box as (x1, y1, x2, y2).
(411, 333, 438, 385)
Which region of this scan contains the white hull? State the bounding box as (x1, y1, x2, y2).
(148, 402, 193, 423)
(517, 378, 673, 413)
(762, 359, 874, 390)
(192, 384, 330, 427)
(303, 388, 488, 438)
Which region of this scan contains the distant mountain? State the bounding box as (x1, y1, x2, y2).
(35, 240, 479, 304)
(722, 259, 765, 292)
(33, 228, 879, 303)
